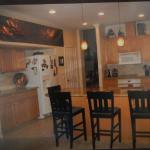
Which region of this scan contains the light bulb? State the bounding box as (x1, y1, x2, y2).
(117, 36, 124, 47)
(81, 40, 88, 50)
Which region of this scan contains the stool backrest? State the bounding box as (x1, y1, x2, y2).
(48, 85, 61, 96)
(50, 92, 72, 115)
(87, 91, 114, 114)
(128, 90, 150, 113)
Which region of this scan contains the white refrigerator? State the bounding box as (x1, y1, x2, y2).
(25, 54, 57, 119)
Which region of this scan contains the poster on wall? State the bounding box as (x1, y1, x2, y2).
(0, 15, 64, 46)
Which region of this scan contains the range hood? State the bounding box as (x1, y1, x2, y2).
(119, 51, 142, 65)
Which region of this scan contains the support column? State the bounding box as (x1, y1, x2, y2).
(94, 24, 103, 90)
(76, 29, 86, 93)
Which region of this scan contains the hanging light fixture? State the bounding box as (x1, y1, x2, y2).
(117, 1, 125, 47)
(80, 3, 88, 51)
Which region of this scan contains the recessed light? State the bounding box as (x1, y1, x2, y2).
(82, 22, 88, 26)
(49, 9, 56, 14)
(98, 12, 104, 16)
(138, 14, 144, 18)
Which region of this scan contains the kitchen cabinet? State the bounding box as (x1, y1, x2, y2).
(103, 78, 118, 90)
(0, 88, 39, 132)
(103, 38, 118, 64)
(141, 36, 150, 62)
(141, 77, 150, 88)
(0, 49, 26, 72)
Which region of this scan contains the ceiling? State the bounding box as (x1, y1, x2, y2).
(0, 2, 150, 29)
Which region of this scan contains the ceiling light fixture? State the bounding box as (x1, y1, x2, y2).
(117, 1, 125, 47)
(98, 12, 104, 16)
(81, 4, 88, 51)
(49, 9, 56, 14)
(138, 13, 144, 18)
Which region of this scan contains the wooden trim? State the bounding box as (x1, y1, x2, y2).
(0, 41, 62, 50)
(0, 0, 148, 5)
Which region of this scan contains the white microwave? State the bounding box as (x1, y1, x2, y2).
(119, 51, 141, 64)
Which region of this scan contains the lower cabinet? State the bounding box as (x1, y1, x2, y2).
(0, 89, 39, 132)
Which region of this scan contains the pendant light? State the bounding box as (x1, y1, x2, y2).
(117, 1, 125, 47)
(80, 3, 88, 51)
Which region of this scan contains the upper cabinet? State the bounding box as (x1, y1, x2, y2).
(0, 15, 64, 47)
(102, 22, 150, 65)
(0, 49, 26, 72)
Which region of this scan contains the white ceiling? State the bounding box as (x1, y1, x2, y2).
(0, 2, 150, 29)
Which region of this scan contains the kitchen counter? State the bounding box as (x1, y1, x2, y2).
(0, 87, 38, 97)
(0, 87, 39, 132)
(104, 75, 150, 79)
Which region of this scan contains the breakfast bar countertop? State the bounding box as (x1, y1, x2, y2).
(0, 87, 38, 97)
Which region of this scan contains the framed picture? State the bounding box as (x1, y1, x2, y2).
(58, 56, 64, 66)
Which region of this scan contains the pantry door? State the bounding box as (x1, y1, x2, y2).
(64, 47, 80, 89)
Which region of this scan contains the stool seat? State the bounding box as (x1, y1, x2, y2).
(92, 107, 120, 118)
(72, 107, 84, 116)
(132, 108, 150, 118)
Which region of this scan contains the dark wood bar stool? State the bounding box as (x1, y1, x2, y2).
(48, 91, 87, 149)
(128, 90, 150, 149)
(87, 91, 121, 150)
(48, 85, 61, 94)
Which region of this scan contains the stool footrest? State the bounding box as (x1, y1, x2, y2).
(73, 132, 84, 141)
(113, 122, 119, 129)
(112, 134, 120, 142)
(73, 121, 83, 128)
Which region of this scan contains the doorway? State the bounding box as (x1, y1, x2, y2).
(81, 29, 99, 90)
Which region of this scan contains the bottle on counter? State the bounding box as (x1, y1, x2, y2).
(112, 68, 118, 77)
(104, 67, 111, 78)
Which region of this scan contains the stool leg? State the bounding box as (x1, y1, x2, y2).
(82, 110, 87, 141)
(53, 118, 59, 147)
(65, 119, 69, 139)
(110, 117, 114, 149)
(97, 118, 100, 141)
(91, 118, 96, 150)
(131, 118, 136, 149)
(69, 117, 73, 149)
(118, 110, 121, 142)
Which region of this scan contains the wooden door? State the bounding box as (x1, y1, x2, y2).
(64, 47, 80, 89)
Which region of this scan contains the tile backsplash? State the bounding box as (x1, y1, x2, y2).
(106, 63, 150, 77)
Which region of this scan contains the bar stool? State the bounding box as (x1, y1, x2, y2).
(87, 91, 121, 150)
(128, 90, 150, 149)
(49, 91, 87, 149)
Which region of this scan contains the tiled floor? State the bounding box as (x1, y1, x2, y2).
(0, 117, 150, 150)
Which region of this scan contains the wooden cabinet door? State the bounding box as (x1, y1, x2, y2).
(106, 38, 118, 64)
(0, 102, 16, 132)
(1, 50, 14, 72)
(0, 50, 26, 72)
(0, 50, 4, 71)
(14, 90, 39, 126)
(141, 36, 150, 62)
(13, 50, 26, 71)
